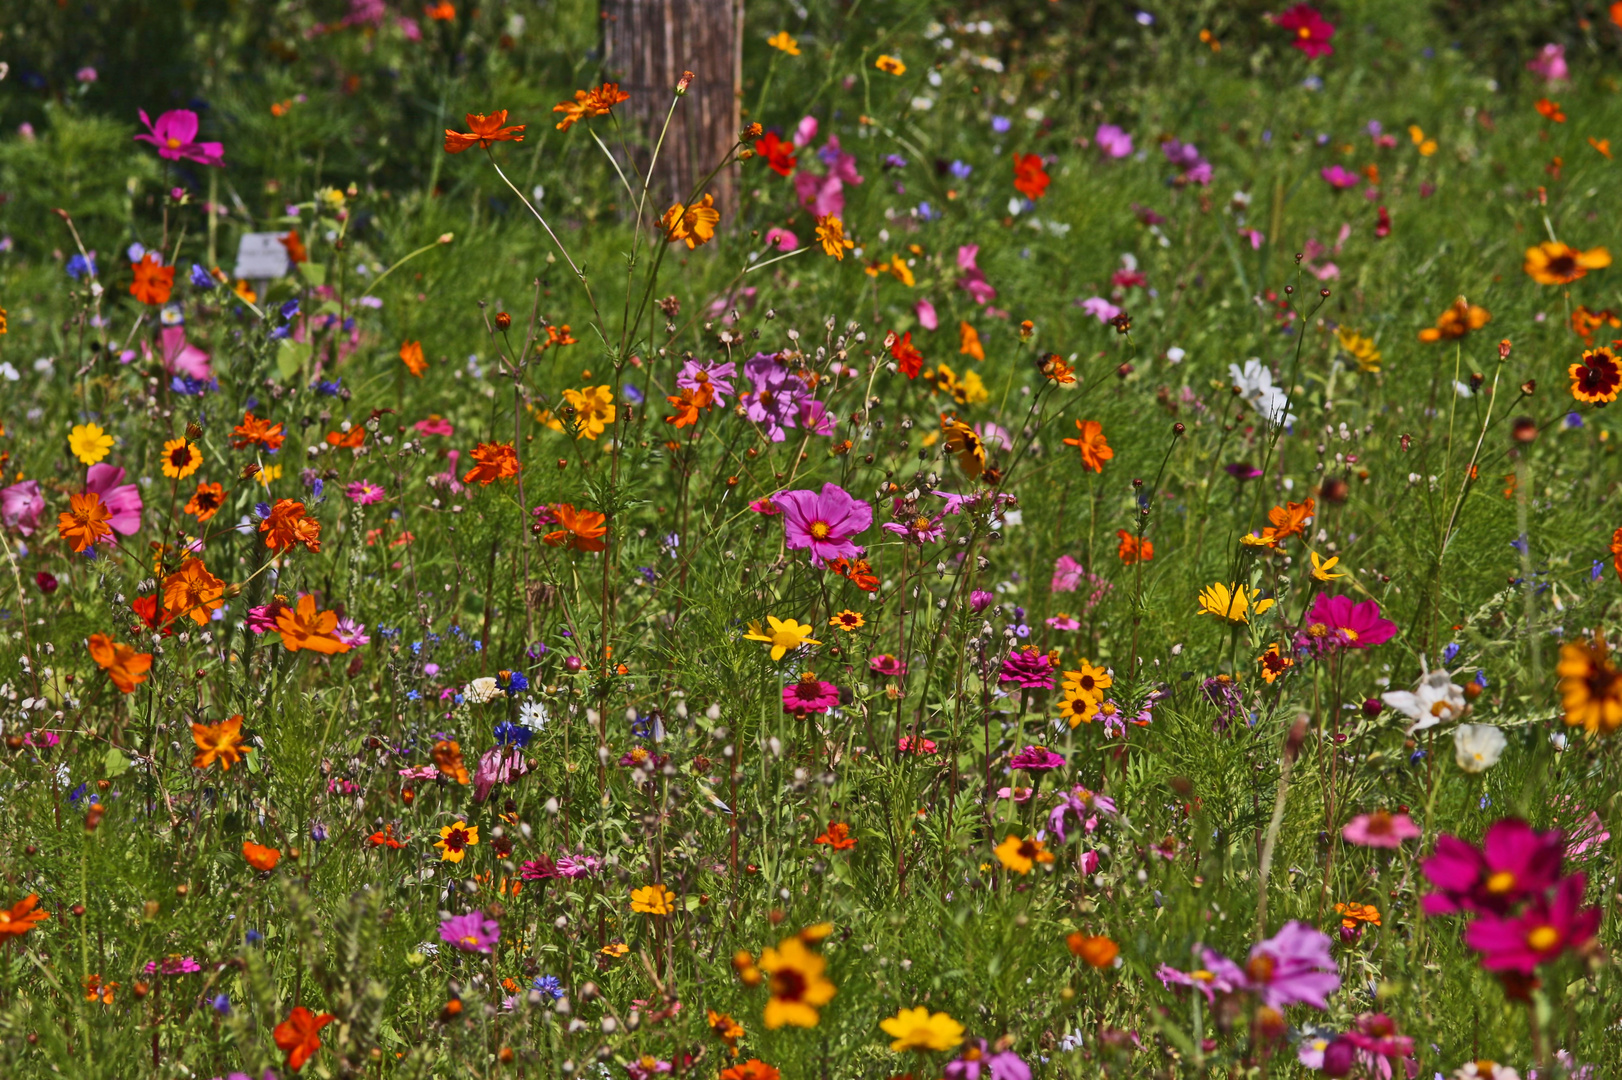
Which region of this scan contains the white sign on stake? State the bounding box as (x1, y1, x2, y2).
(233, 232, 291, 281)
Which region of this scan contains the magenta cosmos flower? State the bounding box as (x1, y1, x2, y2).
(1302, 593, 1397, 651)
(1241, 921, 1341, 1009)
(346, 479, 387, 504)
(1463, 873, 1600, 974)
(1156, 954, 1245, 1003)
(133, 109, 225, 167)
(783, 673, 839, 716)
(1320, 165, 1359, 189)
(1422, 818, 1566, 916)
(1, 480, 44, 536)
(1010, 745, 1065, 772)
(1276, 4, 1335, 58)
(944, 1040, 1030, 1080)
(85, 464, 143, 536)
(1341, 809, 1420, 849)
(440, 910, 501, 953)
(775, 482, 872, 566)
(999, 646, 1054, 689)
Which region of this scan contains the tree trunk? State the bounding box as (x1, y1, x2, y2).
(599, 0, 743, 216)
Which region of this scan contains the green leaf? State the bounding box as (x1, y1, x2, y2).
(298, 261, 327, 287)
(102, 745, 129, 778)
(276, 338, 306, 381)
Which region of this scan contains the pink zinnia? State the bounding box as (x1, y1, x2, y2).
(897, 735, 937, 755)
(1421, 818, 1565, 916)
(346, 479, 387, 504)
(439, 910, 500, 954)
(783, 673, 840, 716)
(0, 480, 44, 536)
(133, 109, 225, 166)
(999, 646, 1054, 689)
(1341, 809, 1420, 848)
(868, 654, 907, 678)
(519, 855, 560, 880)
(415, 416, 455, 436)
(84, 464, 143, 536)
(1276, 4, 1335, 58)
(1463, 873, 1600, 974)
(1302, 593, 1398, 651)
(775, 482, 872, 566)
(1010, 745, 1065, 772)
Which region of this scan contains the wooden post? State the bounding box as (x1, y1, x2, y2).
(600, 0, 743, 215)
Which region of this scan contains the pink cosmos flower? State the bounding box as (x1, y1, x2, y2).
(1156, 957, 1243, 1003)
(1341, 1013, 1415, 1072)
(1301, 593, 1398, 651)
(144, 956, 202, 975)
(775, 482, 872, 566)
(1, 480, 44, 536)
(1048, 786, 1117, 842)
(868, 654, 907, 678)
(970, 589, 996, 613)
(783, 675, 840, 716)
(996, 786, 1034, 803)
(748, 495, 782, 516)
(999, 646, 1054, 689)
(1045, 614, 1080, 631)
(677, 359, 736, 405)
(1051, 554, 1085, 593)
(346, 479, 387, 504)
(519, 855, 559, 880)
(1421, 818, 1566, 916)
(882, 505, 946, 545)
(332, 617, 370, 647)
(1241, 921, 1341, 1009)
(792, 115, 818, 148)
(397, 764, 441, 781)
(1341, 810, 1421, 849)
(1463, 873, 1600, 974)
(439, 910, 500, 954)
(555, 853, 603, 878)
(245, 604, 282, 634)
(155, 325, 213, 382)
(1276, 4, 1335, 58)
(133, 109, 225, 167)
(84, 464, 143, 536)
(473, 746, 529, 802)
(1527, 43, 1568, 84)
(897, 735, 937, 755)
(1320, 165, 1360, 190)
(915, 298, 938, 330)
(1095, 123, 1133, 159)
(1080, 296, 1122, 323)
(764, 226, 799, 251)
(414, 416, 455, 436)
(944, 1040, 1030, 1080)
(1010, 745, 1065, 774)
(957, 245, 996, 304)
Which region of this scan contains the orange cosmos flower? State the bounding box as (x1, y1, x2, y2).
(1612, 525, 1622, 582)
(1116, 529, 1154, 565)
(1534, 97, 1566, 123)
(87, 633, 153, 693)
(243, 840, 281, 871)
(544, 503, 609, 552)
(58, 491, 115, 553)
(424, 0, 455, 19)
(400, 340, 427, 377)
(1012, 152, 1050, 199)
(1570, 346, 1622, 404)
(1258, 643, 1295, 684)
(192, 714, 252, 771)
(1039, 352, 1076, 384)
(960, 321, 985, 361)
(1525, 241, 1611, 286)
(1417, 297, 1491, 342)
(83, 974, 117, 1004)
(231, 410, 285, 451)
(812, 821, 856, 850)
(463, 441, 520, 485)
(664, 384, 713, 428)
(814, 214, 853, 259)
(130, 253, 174, 305)
(553, 83, 630, 131)
(1591, 137, 1613, 159)
(183, 481, 228, 523)
(260, 498, 323, 553)
(1063, 420, 1113, 472)
(1572, 305, 1621, 341)
(888, 330, 924, 378)
(325, 427, 365, 449)
(432, 739, 472, 784)
(1334, 901, 1382, 928)
(273, 1005, 333, 1072)
(1242, 498, 1316, 548)
(720, 1062, 781, 1080)
(444, 110, 526, 153)
(1066, 932, 1120, 968)
(0, 895, 49, 940)
(161, 558, 226, 624)
(276, 594, 352, 654)
(280, 230, 308, 265)
(662, 193, 721, 249)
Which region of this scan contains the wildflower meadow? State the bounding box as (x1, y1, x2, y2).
(5, 0, 1622, 1076)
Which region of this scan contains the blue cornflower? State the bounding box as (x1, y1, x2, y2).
(280, 298, 301, 320)
(66, 252, 97, 280)
(531, 975, 564, 999)
(189, 263, 217, 289)
(493, 721, 532, 747)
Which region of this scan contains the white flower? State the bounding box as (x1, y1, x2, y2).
(464, 677, 500, 704)
(1453, 724, 1507, 773)
(518, 700, 549, 730)
(1382, 664, 1468, 732)
(1452, 1062, 1520, 1080)
(1228, 358, 1296, 427)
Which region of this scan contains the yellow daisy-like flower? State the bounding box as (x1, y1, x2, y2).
(629, 883, 677, 915)
(743, 616, 821, 661)
(1557, 637, 1622, 735)
(434, 820, 479, 863)
(560, 385, 618, 440)
(874, 54, 907, 76)
(1196, 582, 1274, 625)
(829, 609, 865, 632)
(160, 438, 204, 480)
(661, 192, 721, 250)
(879, 1006, 964, 1052)
(1310, 550, 1346, 581)
(69, 423, 115, 465)
(1061, 660, 1112, 702)
(993, 834, 1053, 875)
(758, 935, 836, 1029)
(814, 214, 854, 260)
(767, 30, 800, 56)
(1056, 693, 1099, 728)
(257, 463, 284, 489)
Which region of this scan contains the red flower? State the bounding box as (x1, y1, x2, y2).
(813, 821, 856, 850)
(888, 330, 923, 379)
(1012, 152, 1050, 199)
(753, 131, 797, 177)
(274, 1005, 334, 1071)
(1275, 4, 1335, 58)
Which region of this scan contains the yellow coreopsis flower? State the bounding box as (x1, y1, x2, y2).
(879, 1006, 964, 1052)
(815, 214, 853, 260)
(630, 883, 677, 915)
(993, 834, 1054, 875)
(767, 30, 800, 56)
(69, 423, 114, 465)
(759, 935, 836, 1029)
(744, 616, 821, 661)
(561, 385, 617, 440)
(435, 820, 479, 863)
(1196, 582, 1273, 625)
(1310, 550, 1346, 581)
(875, 54, 907, 76)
